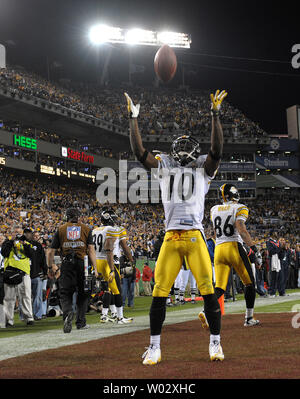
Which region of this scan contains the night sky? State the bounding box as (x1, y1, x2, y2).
(0, 0, 299, 135)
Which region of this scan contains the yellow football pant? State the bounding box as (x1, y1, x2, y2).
(96, 259, 120, 295)
(153, 230, 214, 297)
(214, 241, 254, 291)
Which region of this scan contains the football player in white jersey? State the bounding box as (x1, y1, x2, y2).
(92, 209, 132, 324)
(109, 224, 134, 323)
(210, 183, 262, 327)
(125, 89, 228, 364)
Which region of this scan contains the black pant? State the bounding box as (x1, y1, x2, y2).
(0, 270, 4, 304)
(59, 258, 89, 328)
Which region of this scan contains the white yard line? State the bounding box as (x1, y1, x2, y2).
(0, 293, 299, 362)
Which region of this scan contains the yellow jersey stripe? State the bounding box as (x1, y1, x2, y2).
(237, 206, 249, 212)
(106, 232, 120, 237)
(236, 209, 249, 219)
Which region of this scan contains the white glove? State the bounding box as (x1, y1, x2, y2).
(255, 251, 263, 267)
(124, 92, 140, 118)
(210, 89, 228, 116)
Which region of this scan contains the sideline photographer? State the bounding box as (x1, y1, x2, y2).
(1, 227, 34, 326)
(121, 255, 136, 308)
(23, 228, 48, 321)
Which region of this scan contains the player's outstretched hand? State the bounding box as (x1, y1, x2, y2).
(124, 92, 140, 118)
(210, 89, 228, 115)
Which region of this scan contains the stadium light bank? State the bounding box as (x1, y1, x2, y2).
(88, 24, 191, 48)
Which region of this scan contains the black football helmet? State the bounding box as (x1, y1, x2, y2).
(100, 208, 118, 226)
(170, 135, 201, 166)
(220, 184, 240, 203)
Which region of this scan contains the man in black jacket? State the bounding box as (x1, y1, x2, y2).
(24, 228, 48, 320)
(278, 239, 291, 296)
(267, 234, 284, 297)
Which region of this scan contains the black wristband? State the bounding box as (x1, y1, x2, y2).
(138, 150, 149, 165)
(250, 245, 258, 253)
(211, 109, 220, 117)
(208, 149, 222, 161)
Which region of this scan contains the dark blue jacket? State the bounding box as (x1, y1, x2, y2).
(206, 238, 215, 264)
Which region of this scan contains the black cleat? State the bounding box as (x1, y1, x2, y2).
(63, 311, 74, 333)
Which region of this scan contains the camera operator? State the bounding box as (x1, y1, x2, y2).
(23, 228, 48, 321)
(47, 207, 98, 333)
(1, 227, 34, 327)
(47, 263, 62, 317)
(121, 255, 136, 308)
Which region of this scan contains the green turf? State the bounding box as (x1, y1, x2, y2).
(1, 289, 299, 339)
(247, 299, 300, 314)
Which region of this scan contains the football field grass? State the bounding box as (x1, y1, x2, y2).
(1, 288, 299, 339)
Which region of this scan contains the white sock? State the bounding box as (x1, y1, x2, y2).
(0, 304, 5, 328)
(102, 307, 108, 316)
(210, 334, 220, 345)
(116, 306, 123, 319)
(110, 304, 116, 314)
(150, 335, 161, 349)
(246, 308, 254, 319)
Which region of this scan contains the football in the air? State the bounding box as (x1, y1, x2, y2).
(154, 44, 177, 83)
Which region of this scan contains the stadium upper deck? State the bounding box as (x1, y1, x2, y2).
(0, 65, 270, 153)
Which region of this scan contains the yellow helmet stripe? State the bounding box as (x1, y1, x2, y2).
(220, 184, 226, 202)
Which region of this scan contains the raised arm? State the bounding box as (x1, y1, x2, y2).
(204, 90, 227, 177)
(124, 92, 158, 170)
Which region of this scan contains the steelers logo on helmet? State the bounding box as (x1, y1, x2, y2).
(170, 135, 201, 166)
(220, 183, 240, 203)
(100, 208, 118, 225)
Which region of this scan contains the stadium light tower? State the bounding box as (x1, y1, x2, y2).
(88, 24, 191, 48)
(88, 24, 191, 86)
(89, 24, 123, 45)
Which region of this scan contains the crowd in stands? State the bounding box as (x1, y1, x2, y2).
(0, 170, 299, 255)
(0, 65, 268, 139)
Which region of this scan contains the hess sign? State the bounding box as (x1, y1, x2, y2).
(61, 146, 94, 164)
(13, 134, 37, 150)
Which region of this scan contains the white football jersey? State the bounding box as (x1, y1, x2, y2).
(210, 201, 249, 246)
(154, 153, 214, 231)
(92, 225, 120, 260)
